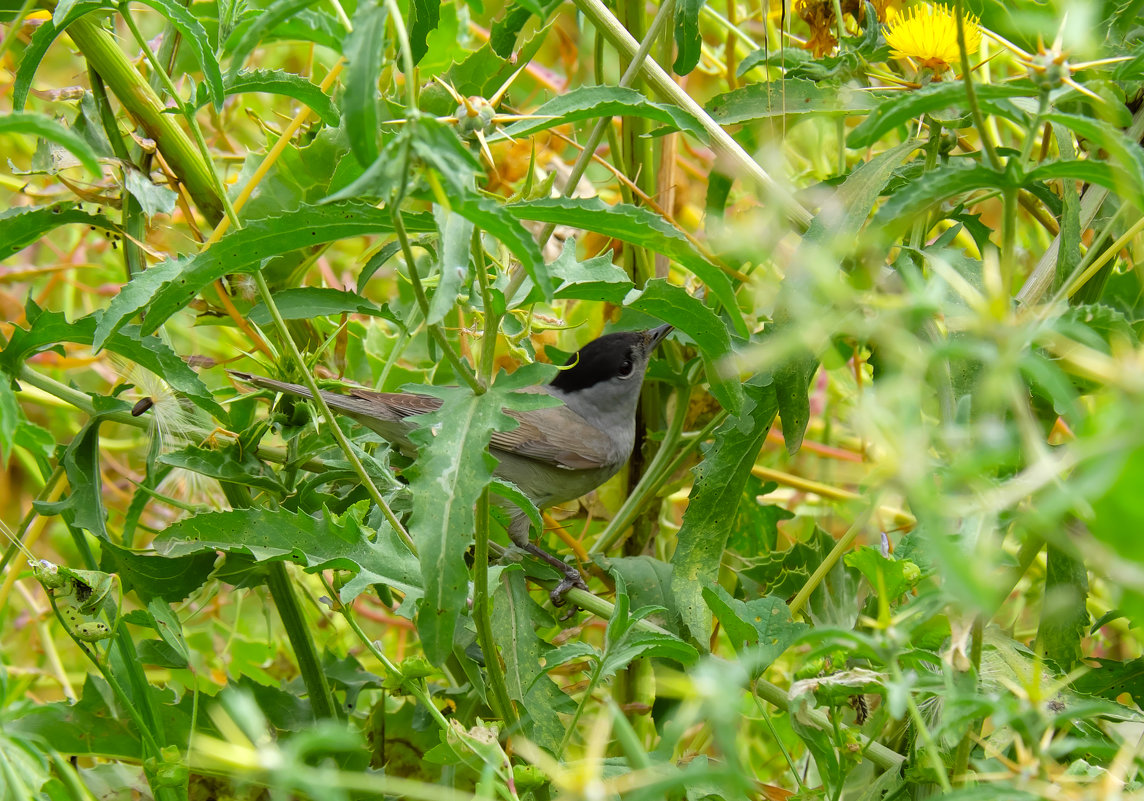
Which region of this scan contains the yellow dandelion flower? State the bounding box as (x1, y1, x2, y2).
(884, 4, 981, 74)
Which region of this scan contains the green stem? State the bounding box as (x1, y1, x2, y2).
(250, 271, 416, 552)
(119, 1, 242, 231)
(570, 0, 812, 229)
(909, 117, 942, 253)
(391, 212, 482, 392)
(473, 228, 498, 386)
(955, 0, 1000, 172)
(265, 561, 338, 720)
(472, 490, 517, 726)
(65, 15, 223, 221)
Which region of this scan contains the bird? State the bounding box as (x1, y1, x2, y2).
(229, 324, 672, 601)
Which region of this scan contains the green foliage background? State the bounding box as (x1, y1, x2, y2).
(2, 0, 1144, 797)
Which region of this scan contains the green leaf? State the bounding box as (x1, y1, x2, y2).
(0, 112, 101, 176)
(225, 0, 323, 77)
(407, 0, 439, 64)
(38, 415, 112, 539)
(2, 306, 225, 420)
(456, 194, 551, 300)
(506, 198, 744, 334)
(625, 278, 743, 413)
(1042, 111, 1144, 211)
(491, 568, 573, 752)
(248, 287, 396, 325)
(843, 546, 921, 602)
(0, 203, 120, 263)
(1035, 544, 1089, 671)
(123, 167, 177, 216)
(158, 444, 286, 493)
(426, 205, 474, 325)
(12, 1, 104, 111)
(673, 0, 706, 74)
(498, 85, 705, 141)
(99, 541, 216, 603)
(408, 368, 556, 666)
(671, 380, 778, 642)
(846, 83, 1035, 149)
(0, 379, 21, 466)
(707, 79, 882, 124)
(343, 0, 388, 165)
(195, 69, 339, 126)
(93, 202, 432, 349)
(701, 585, 806, 674)
(598, 573, 698, 680)
(129, 0, 224, 107)
(872, 161, 1012, 236)
(549, 238, 633, 304)
(153, 506, 423, 602)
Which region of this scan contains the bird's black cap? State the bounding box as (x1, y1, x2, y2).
(548, 327, 670, 393)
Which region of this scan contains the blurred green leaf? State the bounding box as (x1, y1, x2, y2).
(0, 112, 101, 176)
(498, 85, 706, 140)
(343, 0, 388, 166)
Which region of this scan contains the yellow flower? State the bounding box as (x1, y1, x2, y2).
(884, 4, 981, 74)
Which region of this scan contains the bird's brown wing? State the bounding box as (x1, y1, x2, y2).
(491, 406, 617, 471)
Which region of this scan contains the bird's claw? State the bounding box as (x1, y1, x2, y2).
(549, 569, 589, 607)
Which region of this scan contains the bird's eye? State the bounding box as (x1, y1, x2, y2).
(618, 357, 635, 378)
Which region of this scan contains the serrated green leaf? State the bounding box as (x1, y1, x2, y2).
(99, 541, 216, 603)
(498, 85, 705, 141)
(426, 205, 474, 324)
(671, 380, 778, 642)
(1041, 112, 1144, 211)
(225, 0, 323, 76)
(872, 161, 1012, 236)
(701, 585, 806, 674)
(195, 69, 339, 126)
(707, 79, 882, 124)
(129, 0, 224, 107)
(506, 198, 743, 333)
(158, 444, 286, 493)
(343, 0, 388, 165)
(625, 278, 742, 412)
(491, 568, 573, 752)
(154, 507, 423, 601)
(1, 307, 225, 421)
(93, 202, 431, 349)
(123, 167, 177, 216)
(0, 203, 120, 263)
(846, 83, 1035, 149)
(407, 0, 439, 64)
(248, 287, 396, 325)
(598, 573, 697, 678)
(13, 1, 104, 111)
(0, 112, 101, 176)
(457, 194, 551, 300)
(549, 237, 633, 304)
(673, 0, 705, 74)
(407, 373, 551, 666)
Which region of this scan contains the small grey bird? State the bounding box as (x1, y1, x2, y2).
(230, 324, 671, 600)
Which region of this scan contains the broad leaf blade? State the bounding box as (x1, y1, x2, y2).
(671, 380, 778, 642)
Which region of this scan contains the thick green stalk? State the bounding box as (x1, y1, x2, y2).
(65, 15, 223, 222)
(265, 561, 338, 720)
(571, 0, 812, 230)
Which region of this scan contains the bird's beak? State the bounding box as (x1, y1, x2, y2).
(648, 323, 673, 349)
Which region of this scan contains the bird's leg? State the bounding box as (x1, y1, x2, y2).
(521, 541, 588, 605)
(507, 513, 587, 606)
